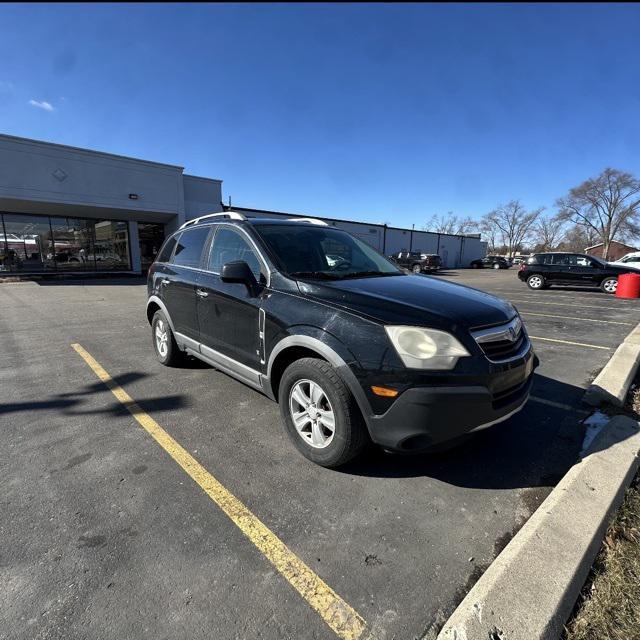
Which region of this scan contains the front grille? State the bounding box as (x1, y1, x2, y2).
(471, 317, 528, 362)
(479, 332, 526, 360)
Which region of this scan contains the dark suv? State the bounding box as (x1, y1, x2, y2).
(517, 252, 630, 293)
(147, 212, 537, 467)
(389, 251, 442, 273)
(470, 256, 510, 269)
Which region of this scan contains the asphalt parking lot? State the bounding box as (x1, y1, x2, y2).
(2, 269, 640, 640)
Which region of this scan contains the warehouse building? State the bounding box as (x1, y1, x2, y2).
(0, 133, 486, 275)
(225, 206, 487, 268)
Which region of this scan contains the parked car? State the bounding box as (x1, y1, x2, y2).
(511, 255, 528, 265)
(517, 252, 634, 293)
(609, 251, 640, 270)
(470, 256, 510, 269)
(147, 212, 537, 467)
(389, 251, 442, 273)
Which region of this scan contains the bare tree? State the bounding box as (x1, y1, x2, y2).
(533, 215, 565, 252)
(481, 201, 542, 257)
(556, 168, 640, 259)
(424, 212, 476, 235)
(556, 224, 599, 253)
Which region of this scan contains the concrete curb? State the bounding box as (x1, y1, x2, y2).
(435, 415, 640, 640)
(584, 322, 640, 407)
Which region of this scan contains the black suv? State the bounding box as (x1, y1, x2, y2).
(518, 252, 631, 294)
(147, 212, 537, 467)
(470, 256, 510, 269)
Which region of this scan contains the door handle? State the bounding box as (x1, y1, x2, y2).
(196, 288, 209, 298)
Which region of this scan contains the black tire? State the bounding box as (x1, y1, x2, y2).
(411, 264, 422, 274)
(600, 277, 618, 294)
(526, 274, 545, 290)
(278, 357, 368, 467)
(151, 310, 183, 366)
(471, 262, 480, 269)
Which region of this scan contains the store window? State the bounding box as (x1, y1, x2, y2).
(0, 213, 132, 273)
(93, 220, 131, 270)
(1, 214, 55, 272)
(50, 217, 96, 271)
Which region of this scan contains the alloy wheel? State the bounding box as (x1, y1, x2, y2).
(603, 279, 618, 293)
(155, 319, 168, 357)
(289, 379, 336, 449)
(528, 276, 543, 289)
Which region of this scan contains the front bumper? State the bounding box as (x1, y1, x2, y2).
(365, 351, 538, 452)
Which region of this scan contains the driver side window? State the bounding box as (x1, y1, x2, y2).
(208, 227, 264, 281)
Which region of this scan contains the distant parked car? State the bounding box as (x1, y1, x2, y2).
(512, 255, 528, 265)
(470, 256, 510, 270)
(518, 252, 636, 293)
(389, 251, 442, 273)
(609, 251, 640, 270)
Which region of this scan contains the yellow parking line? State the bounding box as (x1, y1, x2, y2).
(71, 343, 366, 640)
(509, 297, 637, 312)
(528, 336, 610, 350)
(520, 311, 633, 326)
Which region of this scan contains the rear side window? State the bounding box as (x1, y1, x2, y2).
(528, 254, 552, 265)
(156, 236, 177, 263)
(172, 227, 211, 268)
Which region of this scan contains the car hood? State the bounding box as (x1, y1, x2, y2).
(296, 274, 516, 330)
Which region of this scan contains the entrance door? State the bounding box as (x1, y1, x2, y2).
(139, 223, 165, 273)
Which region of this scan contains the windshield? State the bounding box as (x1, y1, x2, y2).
(254, 224, 403, 280)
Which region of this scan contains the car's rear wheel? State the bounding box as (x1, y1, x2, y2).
(412, 264, 422, 274)
(493, 262, 500, 270)
(601, 277, 618, 294)
(152, 310, 183, 366)
(279, 357, 368, 467)
(472, 263, 480, 269)
(527, 274, 545, 290)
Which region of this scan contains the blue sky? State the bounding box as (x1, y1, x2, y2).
(2, 3, 640, 228)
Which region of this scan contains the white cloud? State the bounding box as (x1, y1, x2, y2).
(29, 99, 54, 112)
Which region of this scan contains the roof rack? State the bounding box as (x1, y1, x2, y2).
(287, 217, 329, 226)
(178, 211, 246, 230)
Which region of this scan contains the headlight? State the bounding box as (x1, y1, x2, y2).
(385, 326, 470, 370)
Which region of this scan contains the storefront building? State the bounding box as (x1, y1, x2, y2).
(0, 134, 223, 275)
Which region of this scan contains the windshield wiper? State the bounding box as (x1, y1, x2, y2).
(289, 271, 341, 280)
(337, 270, 402, 279)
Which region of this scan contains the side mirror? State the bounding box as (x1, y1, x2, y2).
(220, 260, 258, 287)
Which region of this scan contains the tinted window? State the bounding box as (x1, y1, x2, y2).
(157, 236, 177, 263)
(208, 227, 263, 279)
(172, 227, 210, 268)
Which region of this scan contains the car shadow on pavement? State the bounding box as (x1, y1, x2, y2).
(33, 276, 147, 286)
(0, 371, 188, 418)
(340, 373, 587, 491)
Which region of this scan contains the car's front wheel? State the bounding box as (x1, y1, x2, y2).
(601, 277, 618, 294)
(152, 310, 183, 366)
(412, 264, 422, 274)
(493, 262, 501, 270)
(279, 357, 368, 467)
(527, 274, 545, 290)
